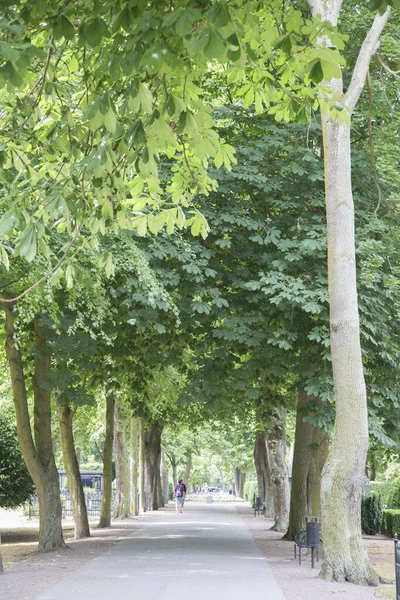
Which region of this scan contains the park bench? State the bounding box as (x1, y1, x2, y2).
(253, 496, 265, 517)
(293, 519, 322, 568)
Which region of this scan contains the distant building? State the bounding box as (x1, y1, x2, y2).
(58, 470, 103, 491)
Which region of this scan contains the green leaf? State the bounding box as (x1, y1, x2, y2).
(175, 8, 201, 36)
(104, 108, 117, 133)
(273, 34, 293, 55)
(368, 0, 385, 10)
(0, 208, 20, 236)
(0, 246, 9, 270)
(3, 62, 23, 87)
(15, 224, 37, 262)
(84, 18, 103, 47)
(135, 216, 147, 236)
(65, 263, 74, 289)
(54, 15, 75, 41)
(0, 42, 20, 63)
(210, 2, 231, 28)
(204, 29, 226, 60)
(188, 27, 211, 55)
(138, 82, 153, 113)
(309, 59, 324, 84)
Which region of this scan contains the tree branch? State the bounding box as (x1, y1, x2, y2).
(345, 8, 391, 111)
(366, 71, 383, 215)
(377, 55, 400, 77)
(0, 223, 82, 304)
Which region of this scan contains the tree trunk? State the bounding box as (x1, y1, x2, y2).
(306, 1, 390, 583)
(309, 424, 329, 519)
(113, 398, 129, 519)
(284, 393, 328, 540)
(183, 453, 192, 490)
(98, 393, 114, 528)
(4, 307, 65, 551)
(161, 450, 169, 504)
(171, 459, 177, 488)
(254, 430, 268, 504)
(239, 471, 246, 499)
(143, 422, 162, 511)
(58, 405, 90, 539)
(264, 435, 274, 518)
(130, 414, 139, 516)
(139, 419, 146, 513)
(267, 410, 289, 532)
(234, 467, 240, 497)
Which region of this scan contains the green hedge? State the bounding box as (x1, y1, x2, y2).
(381, 509, 400, 536)
(361, 494, 383, 535)
(244, 481, 258, 503)
(370, 482, 395, 507)
(387, 480, 400, 510)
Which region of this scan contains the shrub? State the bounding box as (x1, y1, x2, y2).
(168, 482, 174, 501)
(381, 510, 400, 537)
(387, 480, 400, 509)
(0, 413, 35, 508)
(361, 493, 383, 535)
(370, 481, 394, 507)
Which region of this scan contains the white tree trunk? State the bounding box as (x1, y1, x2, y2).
(307, 0, 390, 584)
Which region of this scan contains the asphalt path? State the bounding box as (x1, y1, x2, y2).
(32, 503, 286, 600)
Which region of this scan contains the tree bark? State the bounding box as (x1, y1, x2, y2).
(239, 471, 246, 499)
(169, 456, 177, 487)
(266, 410, 290, 532)
(183, 453, 192, 491)
(130, 414, 139, 516)
(143, 422, 162, 511)
(139, 419, 146, 513)
(284, 392, 328, 540)
(4, 307, 65, 551)
(234, 467, 240, 497)
(254, 430, 268, 504)
(309, 424, 329, 519)
(370, 462, 376, 482)
(160, 450, 169, 504)
(98, 393, 114, 528)
(58, 405, 90, 539)
(113, 398, 129, 519)
(307, 1, 390, 584)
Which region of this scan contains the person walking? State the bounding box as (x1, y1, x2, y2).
(174, 479, 186, 514)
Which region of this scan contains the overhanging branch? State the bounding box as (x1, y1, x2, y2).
(345, 8, 391, 111)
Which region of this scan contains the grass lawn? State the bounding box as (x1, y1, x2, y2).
(364, 535, 396, 600)
(1, 525, 75, 566)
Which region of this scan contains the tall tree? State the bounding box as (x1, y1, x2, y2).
(306, 0, 390, 583)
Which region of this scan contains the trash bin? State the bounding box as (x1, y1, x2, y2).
(206, 495, 213, 504)
(305, 517, 320, 568)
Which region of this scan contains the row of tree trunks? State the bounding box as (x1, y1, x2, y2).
(58, 405, 90, 539)
(284, 393, 328, 540)
(113, 398, 130, 519)
(4, 305, 164, 546)
(267, 409, 290, 532)
(161, 451, 169, 503)
(254, 430, 268, 504)
(130, 415, 139, 516)
(143, 422, 163, 511)
(183, 453, 192, 492)
(4, 308, 65, 551)
(253, 404, 327, 535)
(98, 393, 115, 528)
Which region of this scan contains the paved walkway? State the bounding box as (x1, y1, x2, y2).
(32, 503, 286, 600)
